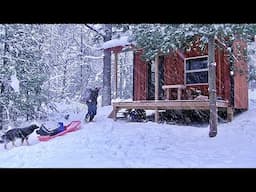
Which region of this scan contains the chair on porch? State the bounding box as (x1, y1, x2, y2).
(162, 84, 186, 100)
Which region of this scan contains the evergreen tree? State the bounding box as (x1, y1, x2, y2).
(132, 24, 256, 137)
(248, 40, 256, 81)
(8, 24, 48, 120)
(0, 24, 49, 125)
(42, 24, 103, 103)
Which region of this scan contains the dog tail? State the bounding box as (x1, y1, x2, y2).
(0, 140, 4, 143)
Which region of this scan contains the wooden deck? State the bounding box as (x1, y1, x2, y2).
(108, 99, 231, 122)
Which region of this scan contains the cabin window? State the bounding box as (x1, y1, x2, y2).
(185, 56, 208, 85)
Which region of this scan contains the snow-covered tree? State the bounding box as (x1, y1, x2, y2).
(41, 24, 103, 103)
(0, 24, 49, 127)
(0, 24, 105, 128)
(85, 24, 132, 106)
(8, 24, 48, 121)
(248, 39, 256, 81)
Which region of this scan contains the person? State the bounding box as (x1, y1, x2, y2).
(84, 87, 100, 122)
(36, 122, 65, 136)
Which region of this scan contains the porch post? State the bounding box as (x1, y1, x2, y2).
(154, 54, 159, 122)
(208, 34, 218, 137)
(114, 52, 118, 99)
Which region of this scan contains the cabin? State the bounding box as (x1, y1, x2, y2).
(105, 35, 248, 123)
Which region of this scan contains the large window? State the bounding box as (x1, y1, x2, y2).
(185, 56, 208, 85)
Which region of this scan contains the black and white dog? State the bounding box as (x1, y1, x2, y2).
(0, 124, 39, 149)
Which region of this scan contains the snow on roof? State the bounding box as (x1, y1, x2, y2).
(102, 36, 134, 49)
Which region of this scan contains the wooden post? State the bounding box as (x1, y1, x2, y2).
(114, 52, 118, 99)
(154, 54, 159, 122)
(227, 107, 234, 122)
(177, 88, 182, 100)
(113, 107, 118, 121)
(208, 34, 218, 137)
(166, 90, 170, 100)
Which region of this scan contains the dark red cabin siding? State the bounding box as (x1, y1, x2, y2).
(164, 52, 184, 85)
(133, 40, 248, 110)
(221, 48, 232, 104)
(134, 50, 147, 100)
(109, 37, 248, 110)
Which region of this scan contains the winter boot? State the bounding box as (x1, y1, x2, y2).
(209, 131, 217, 137)
(85, 114, 91, 122)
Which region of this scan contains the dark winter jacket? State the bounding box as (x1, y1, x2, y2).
(81, 87, 99, 105)
(80, 88, 91, 104)
(88, 88, 99, 105)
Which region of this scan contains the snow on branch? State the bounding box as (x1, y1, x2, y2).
(215, 37, 227, 48)
(10, 71, 20, 93)
(85, 24, 105, 37)
(83, 55, 103, 59)
(82, 43, 101, 50)
(1, 56, 30, 63)
(73, 37, 101, 50)
(102, 36, 134, 49)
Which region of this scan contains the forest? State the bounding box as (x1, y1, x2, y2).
(1, 24, 256, 131)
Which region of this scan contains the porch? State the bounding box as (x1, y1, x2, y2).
(108, 99, 232, 123)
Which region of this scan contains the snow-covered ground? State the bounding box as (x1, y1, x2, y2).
(0, 90, 256, 168)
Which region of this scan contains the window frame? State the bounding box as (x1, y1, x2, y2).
(184, 55, 209, 86)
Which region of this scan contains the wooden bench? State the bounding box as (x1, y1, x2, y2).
(162, 84, 186, 100)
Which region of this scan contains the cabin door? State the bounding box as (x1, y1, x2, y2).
(147, 56, 165, 100)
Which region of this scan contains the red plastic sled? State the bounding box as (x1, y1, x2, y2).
(38, 120, 81, 141)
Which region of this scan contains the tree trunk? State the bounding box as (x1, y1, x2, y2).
(119, 56, 123, 99)
(26, 90, 29, 121)
(154, 55, 159, 122)
(80, 26, 84, 91)
(113, 52, 118, 99)
(102, 24, 112, 106)
(103, 48, 112, 106)
(208, 34, 218, 137)
(62, 64, 67, 99)
(0, 104, 3, 130)
(0, 25, 8, 130)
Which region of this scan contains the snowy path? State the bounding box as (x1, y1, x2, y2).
(0, 91, 256, 168)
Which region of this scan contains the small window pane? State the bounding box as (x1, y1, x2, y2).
(186, 71, 208, 84)
(186, 57, 208, 70)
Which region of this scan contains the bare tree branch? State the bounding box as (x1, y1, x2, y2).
(85, 24, 105, 37)
(73, 37, 101, 50)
